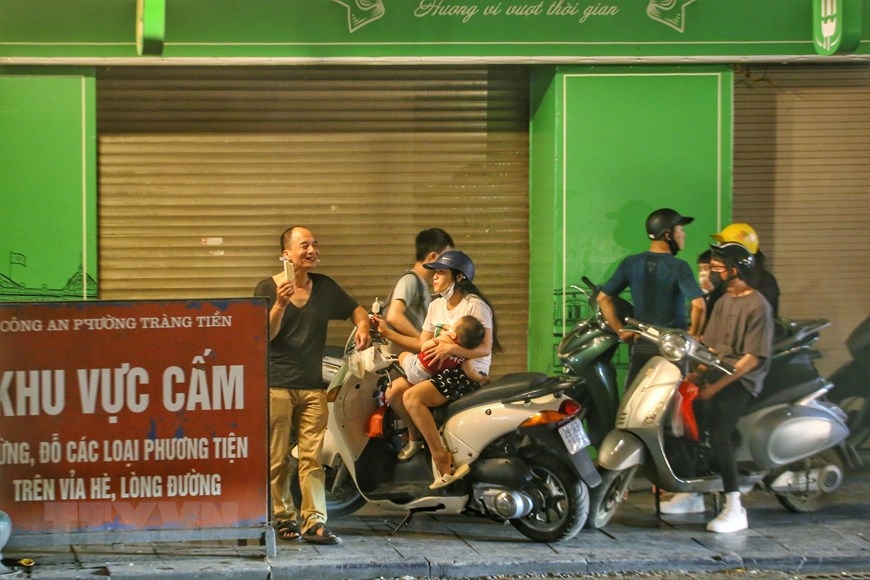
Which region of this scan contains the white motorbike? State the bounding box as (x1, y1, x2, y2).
(588, 318, 856, 530)
(313, 330, 601, 542)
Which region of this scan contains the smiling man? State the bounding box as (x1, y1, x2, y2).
(254, 225, 371, 546)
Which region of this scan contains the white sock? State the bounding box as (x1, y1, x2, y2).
(725, 491, 742, 511)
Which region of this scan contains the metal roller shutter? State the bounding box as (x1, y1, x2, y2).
(734, 63, 870, 375)
(97, 65, 530, 374)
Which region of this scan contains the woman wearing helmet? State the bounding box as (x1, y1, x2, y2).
(384, 250, 503, 488)
(660, 242, 774, 534)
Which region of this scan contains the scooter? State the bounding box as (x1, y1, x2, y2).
(587, 317, 855, 530)
(319, 329, 602, 542)
(555, 277, 632, 448)
(560, 293, 835, 450)
(830, 314, 870, 450)
(770, 316, 832, 380)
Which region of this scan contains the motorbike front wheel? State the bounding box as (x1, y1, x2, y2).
(774, 449, 844, 513)
(586, 466, 637, 530)
(510, 453, 590, 542)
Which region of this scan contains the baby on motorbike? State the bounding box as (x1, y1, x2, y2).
(398, 315, 488, 385)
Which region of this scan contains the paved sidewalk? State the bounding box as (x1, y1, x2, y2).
(3, 463, 869, 579)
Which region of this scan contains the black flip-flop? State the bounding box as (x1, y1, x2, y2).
(302, 522, 342, 545)
(276, 521, 301, 542)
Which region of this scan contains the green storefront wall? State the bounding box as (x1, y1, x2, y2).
(0, 0, 858, 369)
(528, 66, 732, 373)
(0, 70, 97, 301)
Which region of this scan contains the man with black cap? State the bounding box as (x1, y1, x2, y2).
(597, 207, 706, 386)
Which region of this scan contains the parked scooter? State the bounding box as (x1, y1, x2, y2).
(313, 282, 619, 520)
(555, 277, 632, 447)
(559, 287, 836, 450)
(830, 314, 870, 450)
(318, 329, 601, 542)
(588, 317, 855, 530)
(770, 316, 832, 377)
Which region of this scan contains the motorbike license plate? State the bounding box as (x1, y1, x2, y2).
(558, 419, 590, 455)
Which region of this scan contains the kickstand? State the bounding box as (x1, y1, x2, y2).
(390, 512, 414, 535)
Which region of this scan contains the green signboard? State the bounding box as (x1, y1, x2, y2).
(0, 0, 868, 60)
(813, 0, 863, 55)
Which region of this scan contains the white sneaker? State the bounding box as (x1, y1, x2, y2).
(660, 492, 705, 514)
(706, 505, 748, 533)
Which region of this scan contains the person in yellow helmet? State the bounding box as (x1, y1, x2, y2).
(711, 223, 759, 254)
(710, 223, 780, 317)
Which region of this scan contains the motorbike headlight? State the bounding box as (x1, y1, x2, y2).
(659, 331, 689, 362)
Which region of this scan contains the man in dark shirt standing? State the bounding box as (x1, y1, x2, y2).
(255, 226, 370, 545)
(597, 208, 706, 386)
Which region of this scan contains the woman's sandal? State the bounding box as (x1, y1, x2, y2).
(276, 521, 301, 542)
(302, 522, 342, 545)
(398, 439, 424, 461)
(430, 463, 470, 490)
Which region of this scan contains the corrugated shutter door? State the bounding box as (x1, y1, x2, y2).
(97, 66, 530, 375)
(733, 64, 870, 375)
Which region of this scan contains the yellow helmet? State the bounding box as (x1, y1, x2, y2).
(711, 223, 759, 255)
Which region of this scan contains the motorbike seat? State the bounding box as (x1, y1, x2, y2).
(747, 367, 826, 414)
(773, 317, 830, 351)
(432, 372, 552, 423)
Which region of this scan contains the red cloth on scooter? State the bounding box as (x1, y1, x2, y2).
(367, 405, 387, 438)
(678, 379, 700, 441)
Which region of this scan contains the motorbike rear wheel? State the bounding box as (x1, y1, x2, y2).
(586, 466, 637, 530)
(774, 449, 844, 513)
(509, 452, 590, 542)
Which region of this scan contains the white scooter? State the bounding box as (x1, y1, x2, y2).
(588, 318, 856, 530)
(317, 330, 601, 542)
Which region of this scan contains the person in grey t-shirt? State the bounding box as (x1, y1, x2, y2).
(660, 242, 773, 534)
(376, 228, 454, 354)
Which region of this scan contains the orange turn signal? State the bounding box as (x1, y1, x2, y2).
(517, 410, 566, 428)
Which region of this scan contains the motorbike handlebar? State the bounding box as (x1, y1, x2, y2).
(623, 317, 736, 376)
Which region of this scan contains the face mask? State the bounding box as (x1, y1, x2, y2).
(709, 270, 729, 290)
(439, 282, 456, 301)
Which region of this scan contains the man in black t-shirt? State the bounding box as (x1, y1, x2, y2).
(254, 226, 370, 546)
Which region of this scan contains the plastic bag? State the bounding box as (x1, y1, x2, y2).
(347, 349, 366, 378)
(347, 344, 393, 378)
(670, 389, 685, 437)
(678, 379, 700, 441)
